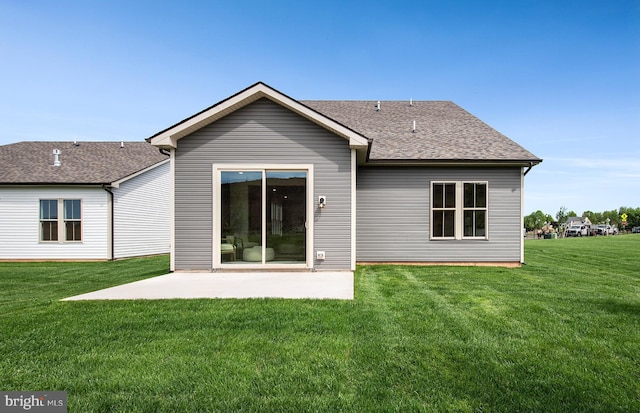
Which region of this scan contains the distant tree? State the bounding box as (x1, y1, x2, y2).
(556, 207, 578, 222)
(524, 210, 552, 230)
(582, 210, 602, 224)
(556, 206, 568, 223)
(602, 210, 620, 226)
(524, 213, 535, 231)
(619, 207, 640, 228)
(528, 206, 640, 231)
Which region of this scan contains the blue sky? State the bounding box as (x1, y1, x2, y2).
(1, 0, 638, 216)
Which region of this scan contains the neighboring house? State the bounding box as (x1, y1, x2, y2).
(148, 82, 542, 272)
(566, 216, 592, 226)
(0, 141, 170, 260)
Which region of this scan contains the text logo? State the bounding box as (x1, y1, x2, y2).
(0, 392, 66, 413)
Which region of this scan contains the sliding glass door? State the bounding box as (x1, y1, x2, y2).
(219, 168, 308, 267)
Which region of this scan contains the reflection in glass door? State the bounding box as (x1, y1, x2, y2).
(220, 169, 307, 266)
(266, 171, 306, 264)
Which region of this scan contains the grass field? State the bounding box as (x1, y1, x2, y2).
(1, 236, 639, 412)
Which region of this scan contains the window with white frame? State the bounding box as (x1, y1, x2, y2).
(431, 182, 488, 240)
(463, 183, 487, 237)
(432, 183, 457, 238)
(39, 199, 82, 242)
(40, 199, 59, 241)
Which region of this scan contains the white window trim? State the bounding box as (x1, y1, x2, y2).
(39, 199, 83, 243)
(430, 181, 458, 240)
(430, 181, 489, 241)
(462, 182, 488, 239)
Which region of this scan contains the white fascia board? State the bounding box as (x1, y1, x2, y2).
(109, 159, 170, 188)
(149, 82, 370, 150)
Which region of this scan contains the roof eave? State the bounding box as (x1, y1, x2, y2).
(0, 182, 110, 186)
(362, 158, 543, 167)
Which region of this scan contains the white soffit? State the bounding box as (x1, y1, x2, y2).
(149, 82, 369, 149)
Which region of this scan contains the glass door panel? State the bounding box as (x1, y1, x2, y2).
(220, 171, 262, 264)
(266, 171, 307, 264)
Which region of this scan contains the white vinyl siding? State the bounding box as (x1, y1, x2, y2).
(0, 186, 108, 260)
(112, 161, 170, 259)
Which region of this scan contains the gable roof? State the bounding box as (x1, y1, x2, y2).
(147, 82, 370, 150)
(147, 81, 541, 166)
(0, 141, 168, 185)
(302, 100, 541, 164)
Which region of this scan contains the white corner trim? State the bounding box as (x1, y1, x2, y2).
(520, 167, 525, 264)
(351, 148, 357, 271)
(169, 149, 175, 271)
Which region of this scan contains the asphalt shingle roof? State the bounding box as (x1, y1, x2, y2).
(0, 141, 168, 184)
(302, 100, 540, 162)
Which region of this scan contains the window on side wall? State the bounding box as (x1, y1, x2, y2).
(40, 199, 59, 241)
(39, 199, 82, 242)
(430, 182, 488, 240)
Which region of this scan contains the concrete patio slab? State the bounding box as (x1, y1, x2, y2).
(62, 271, 354, 301)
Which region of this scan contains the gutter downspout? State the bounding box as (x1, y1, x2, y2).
(523, 162, 534, 176)
(102, 185, 115, 260)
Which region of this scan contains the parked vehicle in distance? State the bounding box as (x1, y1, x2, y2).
(596, 224, 617, 235)
(566, 225, 588, 237)
(632, 226, 640, 233)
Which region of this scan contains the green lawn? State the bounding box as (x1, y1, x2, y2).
(1, 237, 639, 412)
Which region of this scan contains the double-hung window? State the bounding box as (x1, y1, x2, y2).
(40, 199, 59, 241)
(463, 183, 487, 237)
(432, 183, 457, 238)
(431, 182, 488, 240)
(39, 199, 82, 242)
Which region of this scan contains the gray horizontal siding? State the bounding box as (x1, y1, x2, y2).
(356, 167, 522, 262)
(174, 98, 352, 270)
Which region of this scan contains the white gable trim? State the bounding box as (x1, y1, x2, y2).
(149, 82, 369, 150)
(110, 159, 170, 188)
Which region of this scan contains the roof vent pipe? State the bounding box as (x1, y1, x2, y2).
(410, 98, 413, 106)
(376, 101, 380, 111)
(412, 120, 416, 133)
(120, 141, 124, 148)
(53, 149, 61, 166)
(73, 140, 79, 146)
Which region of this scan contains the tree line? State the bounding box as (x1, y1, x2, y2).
(524, 206, 640, 231)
